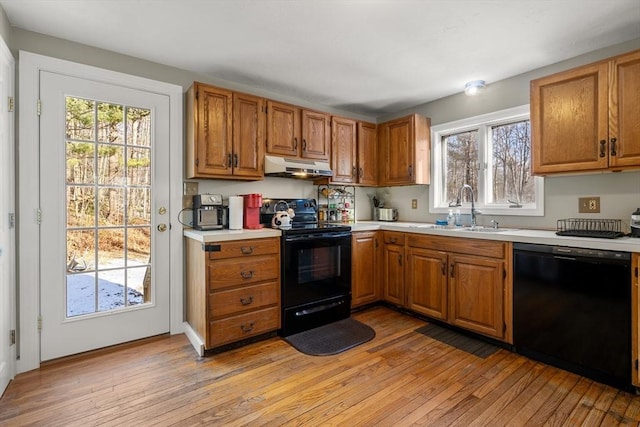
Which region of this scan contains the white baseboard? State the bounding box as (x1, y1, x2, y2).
(182, 321, 205, 357)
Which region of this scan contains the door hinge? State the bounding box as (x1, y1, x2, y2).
(37, 316, 42, 332)
(10, 329, 15, 345)
(37, 99, 41, 116)
(36, 208, 42, 225)
(8, 96, 14, 112)
(8, 212, 15, 229)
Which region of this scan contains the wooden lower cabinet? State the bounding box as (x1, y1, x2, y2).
(399, 233, 509, 341)
(406, 246, 448, 321)
(186, 236, 281, 349)
(351, 231, 381, 308)
(382, 232, 406, 306)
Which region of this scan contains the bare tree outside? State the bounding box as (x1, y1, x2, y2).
(444, 130, 478, 204)
(65, 96, 152, 316)
(442, 120, 534, 207)
(491, 120, 533, 204)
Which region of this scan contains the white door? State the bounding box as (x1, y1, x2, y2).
(39, 71, 171, 361)
(0, 37, 15, 396)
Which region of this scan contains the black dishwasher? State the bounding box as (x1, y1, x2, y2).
(513, 243, 632, 391)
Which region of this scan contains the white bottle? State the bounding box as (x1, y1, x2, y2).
(455, 209, 461, 227)
(447, 209, 455, 227)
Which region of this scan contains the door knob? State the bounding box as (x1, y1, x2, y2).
(157, 223, 167, 232)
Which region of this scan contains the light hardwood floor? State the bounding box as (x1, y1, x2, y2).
(2, 306, 639, 426)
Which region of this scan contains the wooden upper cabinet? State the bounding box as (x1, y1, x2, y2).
(186, 83, 264, 180)
(357, 121, 378, 186)
(331, 116, 357, 183)
(186, 83, 233, 178)
(266, 100, 300, 157)
(531, 49, 640, 175)
(609, 50, 640, 168)
(233, 92, 265, 179)
(378, 114, 430, 186)
(266, 101, 330, 161)
(301, 109, 331, 160)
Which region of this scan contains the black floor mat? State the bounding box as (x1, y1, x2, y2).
(284, 318, 376, 356)
(415, 324, 499, 359)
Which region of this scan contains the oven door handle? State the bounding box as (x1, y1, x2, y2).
(284, 231, 352, 242)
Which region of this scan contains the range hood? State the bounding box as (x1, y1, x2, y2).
(264, 155, 333, 179)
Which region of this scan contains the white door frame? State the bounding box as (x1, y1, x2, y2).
(18, 51, 184, 373)
(0, 33, 15, 395)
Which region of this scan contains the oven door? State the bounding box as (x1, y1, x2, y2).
(280, 231, 352, 335)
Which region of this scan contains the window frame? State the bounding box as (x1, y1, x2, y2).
(429, 105, 544, 217)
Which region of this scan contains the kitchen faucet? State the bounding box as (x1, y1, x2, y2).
(457, 184, 478, 228)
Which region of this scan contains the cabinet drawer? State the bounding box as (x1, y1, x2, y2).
(209, 281, 279, 318)
(209, 306, 280, 347)
(207, 237, 279, 260)
(407, 234, 505, 259)
(383, 231, 405, 245)
(208, 255, 279, 290)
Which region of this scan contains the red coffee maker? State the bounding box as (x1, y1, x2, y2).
(243, 194, 263, 229)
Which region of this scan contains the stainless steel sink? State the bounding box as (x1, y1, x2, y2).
(454, 226, 517, 233)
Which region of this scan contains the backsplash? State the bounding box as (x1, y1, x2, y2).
(183, 170, 640, 233)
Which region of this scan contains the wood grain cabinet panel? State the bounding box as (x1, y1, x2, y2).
(378, 114, 430, 186)
(531, 49, 640, 174)
(351, 231, 381, 308)
(403, 233, 509, 341)
(266, 101, 330, 161)
(331, 116, 357, 183)
(186, 237, 280, 350)
(357, 121, 378, 185)
(382, 232, 406, 306)
(186, 82, 264, 180)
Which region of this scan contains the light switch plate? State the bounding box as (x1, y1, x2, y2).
(578, 196, 600, 213)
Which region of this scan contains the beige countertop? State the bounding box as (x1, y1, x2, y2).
(183, 227, 281, 243)
(183, 222, 640, 253)
(351, 221, 640, 253)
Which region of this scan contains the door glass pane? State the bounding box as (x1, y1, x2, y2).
(65, 96, 153, 318)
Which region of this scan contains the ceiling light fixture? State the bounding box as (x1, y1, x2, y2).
(464, 80, 486, 96)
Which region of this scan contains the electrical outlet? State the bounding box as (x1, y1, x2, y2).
(184, 182, 198, 196)
(411, 199, 418, 209)
(578, 196, 600, 213)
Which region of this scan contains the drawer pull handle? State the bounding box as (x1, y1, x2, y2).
(599, 140, 606, 158)
(389, 238, 397, 244)
(240, 246, 254, 255)
(240, 296, 254, 305)
(241, 322, 255, 332)
(240, 270, 255, 279)
(450, 263, 455, 278)
(441, 261, 446, 276)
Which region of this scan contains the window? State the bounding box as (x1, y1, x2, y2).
(430, 105, 543, 216)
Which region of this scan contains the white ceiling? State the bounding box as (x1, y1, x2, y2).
(2, 0, 639, 116)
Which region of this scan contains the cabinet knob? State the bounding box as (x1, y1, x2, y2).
(610, 138, 617, 156)
(599, 140, 606, 158)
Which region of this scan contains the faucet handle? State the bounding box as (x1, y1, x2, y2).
(490, 220, 499, 229)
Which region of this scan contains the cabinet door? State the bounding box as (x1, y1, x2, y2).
(383, 243, 404, 306)
(609, 51, 640, 168)
(406, 247, 448, 320)
(379, 116, 414, 185)
(351, 231, 381, 308)
(531, 62, 609, 174)
(331, 116, 357, 183)
(449, 254, 504, 339)
(357, 121, 377, 185)
(233, 92, 265, 178)
(266, 100, 300, 157)
(301, 109, 331, 160)
(194, 84, 233, 177)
